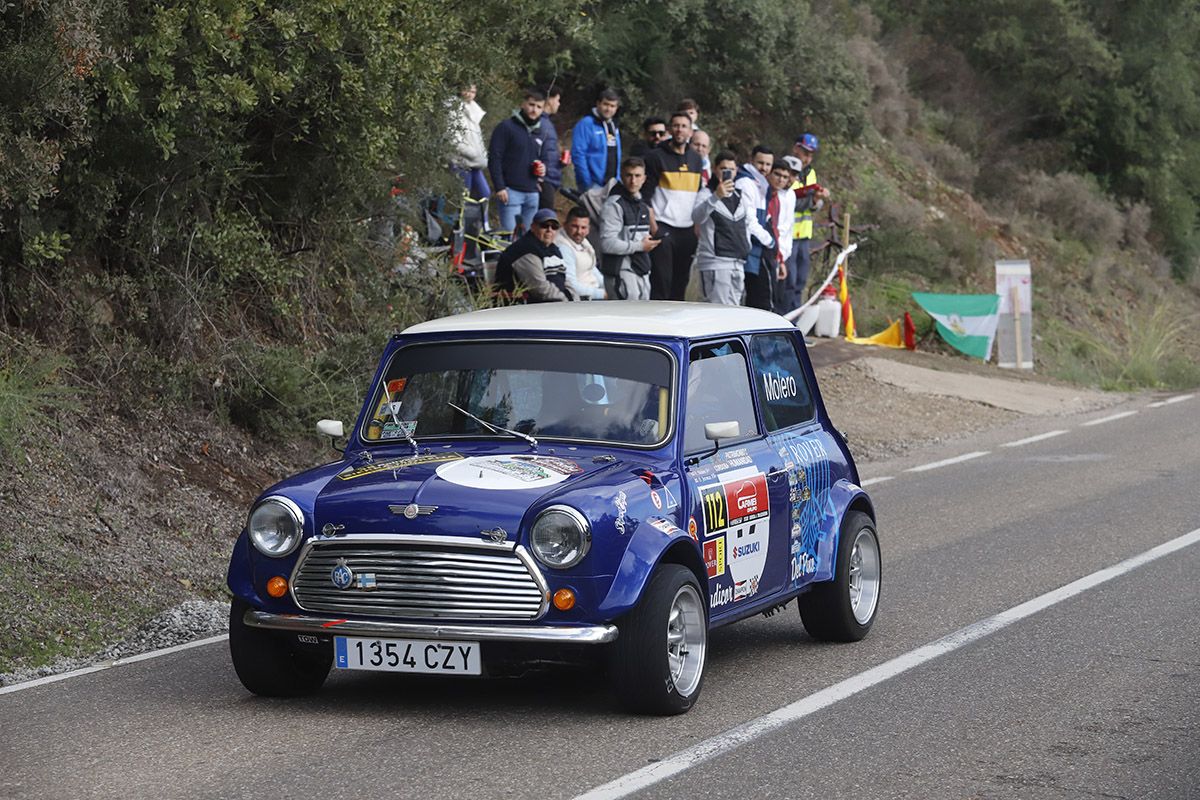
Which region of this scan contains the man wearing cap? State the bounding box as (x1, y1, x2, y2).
(786, 134, 831, 311)
(494, 209, 579, 303)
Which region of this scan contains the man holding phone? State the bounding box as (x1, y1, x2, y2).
(691, 151, 753, 305)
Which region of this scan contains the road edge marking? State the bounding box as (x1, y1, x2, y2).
(574, 525, 1200, 800)
(860, 477, 894, 487)
(904, 451, 990, 473)
(1000, 430, 1069, 448)
(0, 634, 229, 696)
(1082, 410, 1138, 427)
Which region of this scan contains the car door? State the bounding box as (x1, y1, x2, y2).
(682, 340, 789, 617)
(747, 331, 838, 589)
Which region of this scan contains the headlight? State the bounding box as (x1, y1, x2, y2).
(530, 505, 591, 569)
(247, 496, 304, 557)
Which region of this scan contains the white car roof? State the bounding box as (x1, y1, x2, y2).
(402, 301, 795, 338)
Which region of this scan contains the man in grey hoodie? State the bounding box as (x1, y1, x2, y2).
(692, 151, 753, 305)
(599, 157, 661, 301)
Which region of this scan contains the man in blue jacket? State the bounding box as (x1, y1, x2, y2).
(571, 88, 622, 193)
(488, 89, 555, 234)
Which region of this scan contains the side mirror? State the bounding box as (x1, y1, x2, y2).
(316, 419, 344, 438)
(704, 421, 740, 441)
(316, 419, 345, 453)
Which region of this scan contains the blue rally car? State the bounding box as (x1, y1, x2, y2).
(227, 302, 880, 715)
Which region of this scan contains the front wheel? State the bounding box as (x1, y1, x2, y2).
(608, 565, 707, 715)
(229, 599, 332, 697)
(798, 511, 881, 642)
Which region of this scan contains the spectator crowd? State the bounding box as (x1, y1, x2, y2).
(448, 85, 832, 314)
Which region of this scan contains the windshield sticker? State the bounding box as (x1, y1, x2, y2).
(338, 452, 463, 480)
(379, 421, 418, 440)
(435, 455, 583, 491)
(386, 378, 407, 395)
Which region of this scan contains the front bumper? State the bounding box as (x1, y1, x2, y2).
(244, 609, 619, 645)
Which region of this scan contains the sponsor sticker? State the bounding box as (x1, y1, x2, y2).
(338, 452, 463, 480)
(704, 536, 726, 578)
(650, 489, 662, 510)
(647, 516, 682, 536)
(687, 516, 698, 541)
(435, 455, 583, 491)
(614, 490, 628, 536)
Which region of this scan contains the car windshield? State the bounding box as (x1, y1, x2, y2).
(362, 341, 674, 447)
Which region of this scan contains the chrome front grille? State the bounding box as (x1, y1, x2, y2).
(290, 536, 548, 621)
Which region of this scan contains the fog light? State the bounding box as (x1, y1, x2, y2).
(553, 588, 576, 611)
(266, 576, 288, 598)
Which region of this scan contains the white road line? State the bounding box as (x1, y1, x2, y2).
(1081, 410, 1138, 427)
(574, 526, 1200, 800)
(0, 634, 228, 696)
(904, 451, 990, 473)
(860, 477, 894, 487)
(1000, 430, 1069, 448)
(1147, 398, 1195, 410)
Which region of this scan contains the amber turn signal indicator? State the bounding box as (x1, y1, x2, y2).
(266, 576, 288, 598)
(552, 588, 576, 611)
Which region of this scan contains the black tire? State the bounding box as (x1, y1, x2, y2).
(608, 564, 707, 716)
(229, 599, 332, 697)
(798, 511, 881, 642)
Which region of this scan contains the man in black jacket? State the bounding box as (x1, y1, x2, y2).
(493, 209, 578, 302)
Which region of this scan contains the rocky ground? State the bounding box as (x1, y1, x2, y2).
(0, 342, 1121, 687)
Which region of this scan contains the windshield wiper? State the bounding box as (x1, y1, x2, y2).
(447, 401, 538, 449)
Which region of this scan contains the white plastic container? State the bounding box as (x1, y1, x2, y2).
(815, 297, 842, 337)
(795, 305, 820, 336)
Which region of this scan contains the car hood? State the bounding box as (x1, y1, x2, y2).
(313, 450, 614, 541)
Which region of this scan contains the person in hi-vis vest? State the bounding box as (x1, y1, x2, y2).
(781, 134, 831, 314)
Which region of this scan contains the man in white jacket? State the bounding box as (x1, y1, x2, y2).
(449, 84, 489, 199)
(766, 161, 797, 312)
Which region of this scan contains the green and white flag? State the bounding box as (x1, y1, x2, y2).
(912, 292, 1000, 360)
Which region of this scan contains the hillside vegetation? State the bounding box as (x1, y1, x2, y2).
(1, 0, 1198, 672)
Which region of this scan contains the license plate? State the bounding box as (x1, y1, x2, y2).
(334, 636, 481, 675)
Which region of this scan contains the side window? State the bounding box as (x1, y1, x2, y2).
(749, 333, 815, 431)
(684, 341, 760, 452)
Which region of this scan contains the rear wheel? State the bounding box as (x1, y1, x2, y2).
(798, 511, 881, 642)
(229, 599, 332, 696)
(609, 565, 707, 715)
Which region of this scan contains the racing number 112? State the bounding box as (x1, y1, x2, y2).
(702, 488, 726, 532)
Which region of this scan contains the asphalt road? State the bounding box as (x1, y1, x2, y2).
(2, 393, 1197, 800)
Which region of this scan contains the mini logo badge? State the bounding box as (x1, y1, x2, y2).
(389, 503, 437, 519)
(480, 527, 508, 543)
(331, 558, 354, 590)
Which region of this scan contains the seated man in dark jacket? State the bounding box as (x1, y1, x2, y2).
(493, 209, 579, 303)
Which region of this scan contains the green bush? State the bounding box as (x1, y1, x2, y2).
(0, 343, 76, 461)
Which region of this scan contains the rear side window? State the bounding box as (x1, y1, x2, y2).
(684, 341, 759, 453)
(749, 333, 815, 431)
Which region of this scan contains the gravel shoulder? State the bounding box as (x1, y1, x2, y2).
(0, 344, 1129, 686)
